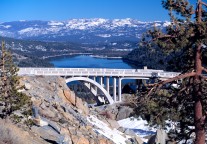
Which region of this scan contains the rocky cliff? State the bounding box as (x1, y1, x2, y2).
(0, 76, 144, 144)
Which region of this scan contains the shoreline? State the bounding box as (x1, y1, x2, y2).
(43, 53, 123, 59)
(42, 53, 93, 59)
(89, 55, 122, 59)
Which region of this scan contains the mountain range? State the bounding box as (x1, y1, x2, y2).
(0, 18, 170, 67)
(0, 18, 170, 45)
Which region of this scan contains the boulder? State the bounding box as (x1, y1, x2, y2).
(148, 129, 169, 144)
(116, 106, 133, 120)
(99, 138, 112, 144)
(25, 82, 32, 90)
(76, 97, 89, 115)
(71, 135, 79, 144)
(103, 104, 119, 120)
(60, 127, 73, 144)
(39, 108, 56, 119)
(31, 126, 64, 143)
(63, 90, 76, 105)
(0, 119, 46, 144)
(68, 127, 77, 135)
(33, 117, 48, 127)
(77, 137, 90, 144)
(134, 136, 144, 144)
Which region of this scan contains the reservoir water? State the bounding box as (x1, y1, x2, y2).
(49, 55, 136, 93)
(49, 55, 133, 69)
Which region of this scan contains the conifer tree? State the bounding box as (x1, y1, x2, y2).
(137, 0, 207, 143)
(0, 41, 30, 118)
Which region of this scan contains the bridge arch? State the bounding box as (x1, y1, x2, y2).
(65, 77, 114, 104)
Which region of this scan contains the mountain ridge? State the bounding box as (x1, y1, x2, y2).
(0, 18, 169, 44)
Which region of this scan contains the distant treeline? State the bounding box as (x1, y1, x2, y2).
(123, 46, 207, 72)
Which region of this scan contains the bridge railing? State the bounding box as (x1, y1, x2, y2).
(18, 67, 180, 79)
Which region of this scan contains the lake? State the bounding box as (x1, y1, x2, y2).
(49, 55, 133, 69)
(49, 55, 137, 93)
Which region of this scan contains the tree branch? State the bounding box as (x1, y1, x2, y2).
(201, 1, 207, 7)
(146, 72, 196, 97)
(157, 72, 196, 88)
(147, 72, 196, 97)
(202, 67, 207, 73)
(200, 75, 207, 80)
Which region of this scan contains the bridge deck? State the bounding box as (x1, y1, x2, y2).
(18, 68, 180, 79)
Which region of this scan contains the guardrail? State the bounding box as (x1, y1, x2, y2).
(18, 68, 180, 79)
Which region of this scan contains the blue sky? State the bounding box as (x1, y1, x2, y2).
(0, 0, 197, 22)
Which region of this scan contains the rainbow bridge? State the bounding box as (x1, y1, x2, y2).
(18, 67, 180, 104)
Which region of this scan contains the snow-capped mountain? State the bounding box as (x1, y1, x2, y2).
(0, 18, 170, 44)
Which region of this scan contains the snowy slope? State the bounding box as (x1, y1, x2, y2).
(87, 115, 131, 144)
(118, 117, 156, 143)
(0, 19, 169, 43)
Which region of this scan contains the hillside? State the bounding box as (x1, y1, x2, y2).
(0, 36, 129, 67)
(0, 75, 146, 144)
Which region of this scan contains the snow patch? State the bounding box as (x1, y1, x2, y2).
(18, 27, 42, 36)
(18, 27, 35, 34)
(48, 21, 64, 26)
(46, 27, 62, 32)
(87, 115, 131, 144)
(65, 18, 107, 30)
(112, 18, 132, 27)
(118, 117, 156, 138)
(163, 21, 171, 27)
(0, 25, 11, 29)
(154, 23, 161, 27)
(96, 34, 111, 38)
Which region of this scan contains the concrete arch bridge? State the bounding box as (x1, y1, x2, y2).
(18, 68, 180, 104)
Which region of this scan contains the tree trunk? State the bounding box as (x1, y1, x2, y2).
(194, 44, 205, 144)
(194, 1, 205, 143)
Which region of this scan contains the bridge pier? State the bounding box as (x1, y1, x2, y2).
(99, 76, 103, 87)
(118, 77, 122, 102)
(113, 77, 116, 102)
(92, 76, 98, 95)
(106, 77, 110, 93)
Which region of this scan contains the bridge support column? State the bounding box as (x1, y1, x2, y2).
(92, 77, 97, 95)
(118, 78, 122, 102)
(113, 77, 116, 102)
(106, 77, 110, 93)
(99, 77, 103, 87)
(93, 76, 96, 82)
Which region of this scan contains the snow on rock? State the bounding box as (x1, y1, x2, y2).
(118, 117, 156, 138)
(0, 25, 11, 29)
(87, 18, 107, 27)
(65, 18, 107, 30)
(18, 27, 38, 34)
(46, 27, 62, 33)
(96, 34, 111, 38)
(154, 23, 161, 27)
(163, 21, 171, 27)
(112, 18, 136, 27)
(87, 115, 131, 144)
(48, 21, 64, 26)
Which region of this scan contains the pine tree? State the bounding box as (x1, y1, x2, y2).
(0, 41, 30, 118)
(137, 0, 207, 143)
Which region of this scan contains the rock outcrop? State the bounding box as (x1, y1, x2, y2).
(0, 75, 147, 144)
(17, 76, 113, 144)
(14, 76, 144, 144)
(94, 103, 134, 121)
